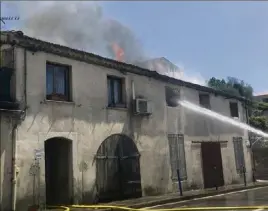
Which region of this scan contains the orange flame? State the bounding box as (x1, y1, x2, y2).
(112, 43, 124, 62)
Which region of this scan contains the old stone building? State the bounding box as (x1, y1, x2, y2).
(0, 31, 253, 211)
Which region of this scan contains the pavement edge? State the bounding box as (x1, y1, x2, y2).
(130, 183, 268, 208)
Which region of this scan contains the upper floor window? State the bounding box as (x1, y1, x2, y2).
(199, 93, 211, 109)
(107, 75, 125, 108)
(165, 86, 180, 107)
(230, 102, 239, 118)
(46, 62, 71, 101)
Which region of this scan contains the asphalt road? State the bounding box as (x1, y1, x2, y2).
(146, 186, 268, 211)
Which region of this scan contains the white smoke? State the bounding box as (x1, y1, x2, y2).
(2, 1, 207, 86)
(2, 1, 146, 62)
(175, 63, 207, 86)
(155, 61, 206, 86)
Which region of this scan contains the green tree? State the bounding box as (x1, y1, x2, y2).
(208, 77, 253, 99)
(207, 76, 268, 132)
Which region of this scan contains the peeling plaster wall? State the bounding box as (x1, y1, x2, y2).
(0, 114, 13, 211)
(0, 46, 252, 210)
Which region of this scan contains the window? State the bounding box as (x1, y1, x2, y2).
(46, 62, 71, 101)
(168, 134, 187, 181)
(0, 67, 13, 102)
(233, 137, 245, 174)
(199, 93, 211, 109)
(165, 86, 180, 107)
(107, 76, 125, 107)
(230, 102, 239, 118)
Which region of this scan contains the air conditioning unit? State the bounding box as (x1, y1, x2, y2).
(134, 98, 152, 115)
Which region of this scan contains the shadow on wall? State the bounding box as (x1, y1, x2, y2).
(0, 116, 13, 211)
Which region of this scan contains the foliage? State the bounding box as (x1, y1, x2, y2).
(208, 77, 254, 100)
(207, 76, 268, 133)
(249, 116, 268, 131)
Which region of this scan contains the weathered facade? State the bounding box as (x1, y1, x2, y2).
(1, 31, 253, 211)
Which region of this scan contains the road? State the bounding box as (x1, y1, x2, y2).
(145, 186, 268, 211)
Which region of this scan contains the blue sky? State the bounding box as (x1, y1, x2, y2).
(1, 1, 267, 94)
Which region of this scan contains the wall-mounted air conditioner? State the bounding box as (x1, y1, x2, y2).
(134, 98, 152, 115)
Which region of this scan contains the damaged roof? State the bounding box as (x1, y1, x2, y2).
(1, 30, 248, 102)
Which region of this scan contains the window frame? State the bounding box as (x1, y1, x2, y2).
(107, 75, 126, 108)
(46, 61, 71, 102)
(199, 93, 211, 109)
(229, 102, 239, 118)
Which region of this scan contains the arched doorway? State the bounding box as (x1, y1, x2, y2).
(96, 134, 142, 202)
(45, 137, 73, 205)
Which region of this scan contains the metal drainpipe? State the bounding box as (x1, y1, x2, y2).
(245, 102, 256, 182)
(10, 47, 27, 211)
(24, 49, 27, 110)
(0, 113, 2, 211)
(11, 118, 18, 211)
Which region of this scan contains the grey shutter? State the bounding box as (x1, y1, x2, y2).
(233, 137, 245, 174)
(168, 134, 187, 181)
(177, 134, 187, 180)
(168, 134, 179, 180)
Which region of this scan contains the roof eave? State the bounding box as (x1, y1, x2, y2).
(1, 30, 248, 103)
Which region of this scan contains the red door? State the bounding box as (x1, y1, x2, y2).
(201, 142, 224, 189)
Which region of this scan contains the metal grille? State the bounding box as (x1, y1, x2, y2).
(137, 100, 148, 113)
(168, 134, 187, 181)
(233, 137, 245, 174)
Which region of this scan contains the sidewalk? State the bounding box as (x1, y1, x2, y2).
(55, 182, 268, 210)
(106, 182, 268, 209)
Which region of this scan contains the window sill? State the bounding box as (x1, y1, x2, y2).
(42, 99, 75, 105)
(106, 105, 128, 111)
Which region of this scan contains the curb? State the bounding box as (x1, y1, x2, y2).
(130, 183, 268, 208)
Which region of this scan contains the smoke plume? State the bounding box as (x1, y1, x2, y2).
(2, 1, 206, 85)
(4, 1, 145, 63)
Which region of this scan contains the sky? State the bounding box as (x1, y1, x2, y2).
(1, 1, 267, 94)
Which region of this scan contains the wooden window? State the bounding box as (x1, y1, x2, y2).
(107, 76, 125, 108)
(46, 62, 71, 101)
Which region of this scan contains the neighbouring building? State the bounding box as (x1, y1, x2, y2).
(254, 92, 268, 116)
(1, 31, 253, 211)
(135, 57, 184, 79)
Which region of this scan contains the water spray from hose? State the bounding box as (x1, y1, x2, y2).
(178, 100, 268, 139)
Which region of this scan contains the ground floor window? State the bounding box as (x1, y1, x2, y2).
(168, 134, 187, 181)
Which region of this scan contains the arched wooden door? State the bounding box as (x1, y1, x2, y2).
(96, 134, 142, 202)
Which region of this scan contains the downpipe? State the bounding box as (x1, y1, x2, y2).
(244, 102, 256, 183)
(10, 46, 27, 211)
(11, 118, 18, 211)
